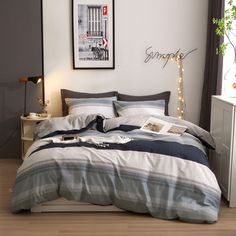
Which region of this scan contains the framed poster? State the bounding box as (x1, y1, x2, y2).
(72, 0, 115, 69)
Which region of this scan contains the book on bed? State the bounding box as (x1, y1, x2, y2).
(141, 117, 187, 136)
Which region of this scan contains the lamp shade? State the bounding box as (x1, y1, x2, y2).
(19, 76, 43, 84)
(18, 75, 44, 116)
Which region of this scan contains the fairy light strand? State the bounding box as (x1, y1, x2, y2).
(144, 47, 196, 120)
(176, 57, 186, 119)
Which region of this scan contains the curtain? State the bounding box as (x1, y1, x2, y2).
(199, 0, 224, 131)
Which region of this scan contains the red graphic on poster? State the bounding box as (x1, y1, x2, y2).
(102, 38, 108, 47)
(103, 5, 108, 16)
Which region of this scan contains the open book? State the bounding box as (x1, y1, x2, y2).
(140, 117, 187, 136)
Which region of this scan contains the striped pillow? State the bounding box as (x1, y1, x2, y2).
(65, 97, 117, 118)
(113, 100, 165, 117)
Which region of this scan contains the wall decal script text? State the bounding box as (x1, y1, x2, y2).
(144, 47, 197, 68)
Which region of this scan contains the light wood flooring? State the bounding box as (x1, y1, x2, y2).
(1, 159, 236, 236)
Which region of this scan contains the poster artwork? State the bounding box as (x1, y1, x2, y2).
(73, 0, 114, 69)
(78, 4, 109, 62)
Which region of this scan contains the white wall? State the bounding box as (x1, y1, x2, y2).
(43, 0, 208, 124)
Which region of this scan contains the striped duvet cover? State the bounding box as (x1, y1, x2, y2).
(11, 114, 221, 223)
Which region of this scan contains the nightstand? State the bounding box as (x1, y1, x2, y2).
(21, 114, 51, 160)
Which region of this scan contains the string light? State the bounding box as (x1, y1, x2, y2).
(175, 58, 186, 120)
(144, 47, 196, 120)
(154, 49, 192, 120)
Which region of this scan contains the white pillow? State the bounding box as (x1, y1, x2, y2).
(65, 97, 117, 118)
(113, 100, 165, 117)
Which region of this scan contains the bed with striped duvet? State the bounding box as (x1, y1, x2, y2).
(11, 114, 221, 223)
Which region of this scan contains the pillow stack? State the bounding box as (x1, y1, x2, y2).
(65, 97, 117, 118)
(61, 89, 171, 118)
(116, 91, 170, 116)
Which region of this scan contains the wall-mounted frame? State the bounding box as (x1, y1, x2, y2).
(72, 0, 115, 69)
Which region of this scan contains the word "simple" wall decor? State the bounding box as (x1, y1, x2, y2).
(144, 47, 197, 68)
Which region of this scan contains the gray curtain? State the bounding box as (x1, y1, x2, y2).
(199, 0, 224, 131)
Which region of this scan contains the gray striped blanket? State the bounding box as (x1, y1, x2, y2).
(11, 114, 221, 223)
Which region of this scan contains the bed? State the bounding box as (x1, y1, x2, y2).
(11, 90, 221, 224)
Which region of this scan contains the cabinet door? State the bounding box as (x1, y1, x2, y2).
(229, 109, 236, 207)
(220, 102, 233, 200)
(211, 98, 233, 200)
(210, 100, 222, 179)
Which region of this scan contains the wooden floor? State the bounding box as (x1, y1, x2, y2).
(1, 159, 236, 236)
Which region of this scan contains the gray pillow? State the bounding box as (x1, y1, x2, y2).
(61, 89, 118, 116)
(65, 97, 117, 118)
(117, 91, 170, 116)
(113, 100, 165, 117)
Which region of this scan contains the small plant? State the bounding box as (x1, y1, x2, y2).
(38, 98, 50, 115)
(213, 0, 236, 56)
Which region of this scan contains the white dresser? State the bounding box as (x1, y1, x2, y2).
(210, 95, 236, 207)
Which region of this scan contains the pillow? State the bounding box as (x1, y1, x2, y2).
(117, 91, 170, 116)
(113, 100, 165, 117)
(65, 97, 117, 118)
(61, 89, 118, 116)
